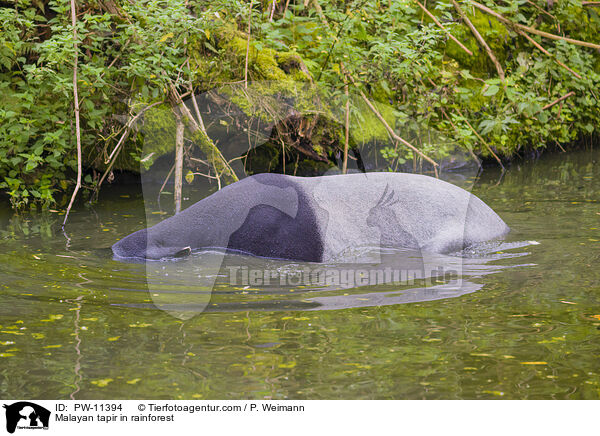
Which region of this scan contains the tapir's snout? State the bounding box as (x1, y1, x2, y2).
(112, 228, 191, 260)
(112, 228, 148, 260)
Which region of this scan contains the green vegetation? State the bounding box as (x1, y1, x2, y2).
(1, 0, 599, 209)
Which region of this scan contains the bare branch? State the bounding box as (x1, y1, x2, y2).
(539, 91, 575, 112)
(342, 80, 350, 174)
(91, 101, 162, 202)
(471, 1, 600, 50)
(451, 0, 505, 81)
(516, 29, 582, 79)
(105, 101, 162, 164)
(158, 163, 175, 203)
(455, 107, 504, 170)
(414, 0, 474, 56)
(62, 0, 82, 228)
(344, 67, 440, 175)
(173, 109, 184, 213)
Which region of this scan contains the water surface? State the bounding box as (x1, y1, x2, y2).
(0, 149, 599, 399)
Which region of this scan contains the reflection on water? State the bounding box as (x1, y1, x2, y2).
(120, 240, 533, 317)
(0, 148, 599, 399)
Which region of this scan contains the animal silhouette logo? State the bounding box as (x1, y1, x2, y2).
(2, 402, 50, 434)
(367, 184, 420, 250)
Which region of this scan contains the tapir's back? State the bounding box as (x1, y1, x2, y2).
(283, 172, 509, 258)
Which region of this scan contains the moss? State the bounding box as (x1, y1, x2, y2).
(350, 98, 397, 145)
(187, 21, 314, 86)
(369, 82, 393, 103)
(136, 104, 178, 171)
(275, 51, 312, 82)
(226, 35, 288, 82)
(115, 25, 318, 173)
(310, 115, 344, 149)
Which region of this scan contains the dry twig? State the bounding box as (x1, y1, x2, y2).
(472, 1, 600, 50)
(539, 91, 575, 112)
(414, 0, 474, 56)
(342, 80, 350, 174)
(63, 0, 82, 228)
(451, 0, 505, 81)
(516, 29, 582, 79)
(455, 107, 504, 170)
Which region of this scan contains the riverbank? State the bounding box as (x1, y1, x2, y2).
(1, 0, 599, 210)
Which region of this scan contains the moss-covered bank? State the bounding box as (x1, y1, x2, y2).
(1, 0, 599, 208)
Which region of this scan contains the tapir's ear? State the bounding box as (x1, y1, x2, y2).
(173, 246, 191, 258)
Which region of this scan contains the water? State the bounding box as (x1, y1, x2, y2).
(0, 148, 598, 399)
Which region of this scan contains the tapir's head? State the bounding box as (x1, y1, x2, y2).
(112, 227, 192, 261)
(111, 175, 300, 262)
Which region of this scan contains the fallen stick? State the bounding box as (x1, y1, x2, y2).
(344, 68, 440, 175)
(516, 29, 582, 79)
(539, 91, 575, 112)
(414, 0, 474, 56)
(63, 0, 82, 228)
(342, 80, 350, 174)
(471, 1, 600, 50)
(451, 0, 505, 81)
(455, 107, 504, 170)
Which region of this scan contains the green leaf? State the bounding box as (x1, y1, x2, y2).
(483, 85, 500, 97)
(185, 170, 194, 184)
